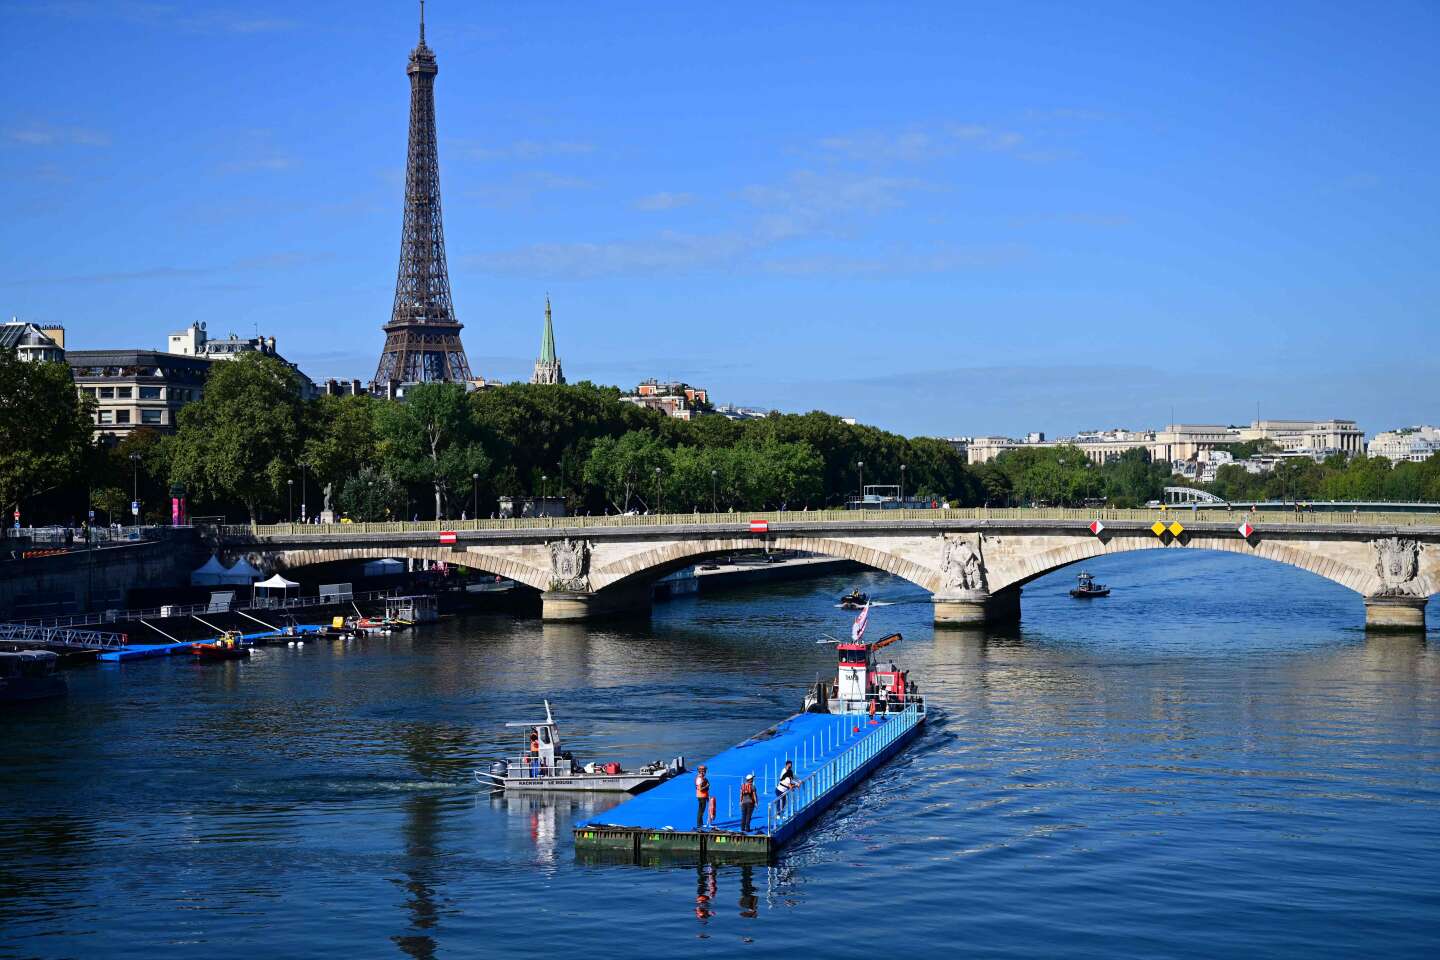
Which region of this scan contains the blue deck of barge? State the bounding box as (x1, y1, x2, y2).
(575, 708, 923, 859)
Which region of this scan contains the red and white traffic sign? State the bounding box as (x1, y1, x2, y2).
(748, 520, 769, 534)
(438, 530, 457, 545)
(1089, 519, 1105, 536)
(1237, 522, 1255, 539)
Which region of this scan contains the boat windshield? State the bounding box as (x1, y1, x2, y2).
(838, 647, 867, 666)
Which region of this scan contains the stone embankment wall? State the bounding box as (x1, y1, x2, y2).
(0, 533, 205, 619)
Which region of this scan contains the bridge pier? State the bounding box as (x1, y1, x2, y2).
(1363, 596, 1427, 631)
(541, 583, 652, 622)
(933, 587, 1022, 627)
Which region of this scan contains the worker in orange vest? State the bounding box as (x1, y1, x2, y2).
(694, 764, 710, 830)
(739, 772, 758, 833)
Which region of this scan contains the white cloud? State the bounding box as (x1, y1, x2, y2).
(11, 1, 294, 33)
(759, 244, 1029, 276)
(4, 125, 110, 147)
(462, 231, 754, 278)
(818, 123, 1025, 163)
(635, 191, 696, 212)
(460, 140, 596, 160)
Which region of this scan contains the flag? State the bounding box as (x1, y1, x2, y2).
(851, 603, 870, 642)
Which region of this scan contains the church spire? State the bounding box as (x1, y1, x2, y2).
(530, 296, 565, 385)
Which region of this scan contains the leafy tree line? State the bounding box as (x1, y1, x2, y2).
(974, 445, 1175, 508)
(2, 352, 980, 524)
(11, 352, 1440, 524)
(1201, 452, 1440, 503)
(976, 441, 1440, 507)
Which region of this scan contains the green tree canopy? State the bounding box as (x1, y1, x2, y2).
(168, 353, 305, 523)
(378, 383, 489, 519)
(0, 353, 95, 518)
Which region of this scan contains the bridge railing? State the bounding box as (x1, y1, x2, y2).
(216, 506, 1440, 539)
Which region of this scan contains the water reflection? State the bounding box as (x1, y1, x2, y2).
(390, 794, 441, 960)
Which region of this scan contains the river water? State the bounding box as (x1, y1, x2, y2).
(2, 550, 1438, 959)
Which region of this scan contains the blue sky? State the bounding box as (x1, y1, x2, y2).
(2, 1, 1437, 438)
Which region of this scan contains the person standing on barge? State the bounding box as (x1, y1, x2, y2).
(739, 773, 757, 832)
(695, 765, 711, 830)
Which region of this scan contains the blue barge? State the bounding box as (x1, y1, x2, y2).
(99, 624, 330, 662)
(574, 628, 926, 860)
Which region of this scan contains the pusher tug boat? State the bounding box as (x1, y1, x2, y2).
(574, 604, 927, 860)
(475, 701, 685, 793)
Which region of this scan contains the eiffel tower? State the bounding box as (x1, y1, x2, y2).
(372, 1, 474, 392)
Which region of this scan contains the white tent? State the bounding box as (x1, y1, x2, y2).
(190, 553, 232, 587)
(253, 572, 300, 607)
(363, 558, 405, 577)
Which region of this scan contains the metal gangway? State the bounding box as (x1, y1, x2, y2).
(0, 622, 128, 651)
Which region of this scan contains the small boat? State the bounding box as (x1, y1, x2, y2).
(475, 701, 684, 793)
(1069, 571, 1111, 598)
(0, 649, 67, 703)
(192, 631, 251, 660)
(838, 588, 868, 610)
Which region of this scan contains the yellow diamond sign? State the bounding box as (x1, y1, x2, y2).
(1151, 521, 1166, 537)
(1168, 521, 1184, 537)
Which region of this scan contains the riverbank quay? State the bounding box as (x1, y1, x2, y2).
(0, 528, 205, 620)
(574, 703, 925, 862)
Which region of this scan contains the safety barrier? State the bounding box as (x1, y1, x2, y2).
(764, 702, 925, 834)
(218, 506, 1440, 539)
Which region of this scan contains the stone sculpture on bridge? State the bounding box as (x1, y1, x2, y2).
(547, 538, 592, 592)
(1373, 537, 1422, 595)
(941, 535, 988, 593)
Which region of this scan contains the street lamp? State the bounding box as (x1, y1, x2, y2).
(856, 460, 865, 508)
(300, 461, 308, 524)
(541, 474, 548, 516)
(900, 463, 906, 507)
(367, 480, 374, 521)
(129, 453, 140, 527)
(711, 469, 718, 514)
(287, 478, 294, 523)
(654, 466, 662, 515)
(471, 473, 479, 520)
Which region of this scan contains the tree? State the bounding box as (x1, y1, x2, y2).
(302, 394, 381, 514)
(336, 465, 404, 521)
(168, 353, 305, 523)
(378, 383, 488, 519)
(0, 352, 95, 522)
(583, 430, 668, 512)
(471, 381, 658, 511)
(1099, 447, 1169, 507)
(90, 486, 127, 525)
(994, 445, 1102, 506)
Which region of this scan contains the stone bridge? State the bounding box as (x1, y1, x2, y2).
(213, 509, 1440, 630)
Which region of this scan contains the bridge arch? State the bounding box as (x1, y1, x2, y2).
(986, 535, 1385, 596)
(594, 535, 940, 594)
(240, 545, 553, 592)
